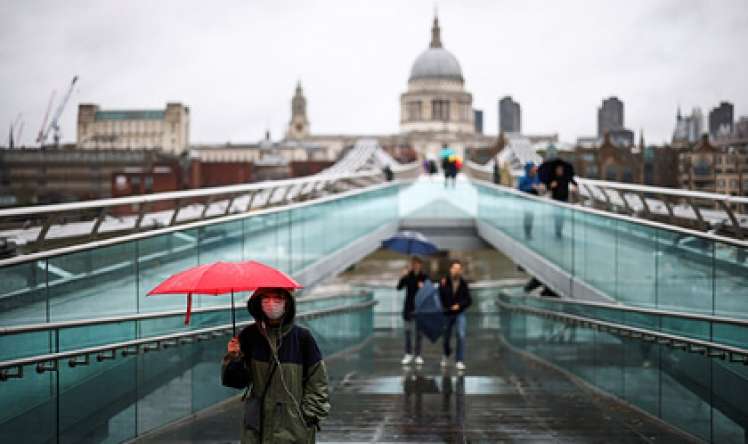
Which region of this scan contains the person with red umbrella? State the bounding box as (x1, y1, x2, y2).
(222, 287, 330, 443)
(148, 260, 329, 442)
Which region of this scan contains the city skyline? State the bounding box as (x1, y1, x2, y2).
(1, 0, 747, 146)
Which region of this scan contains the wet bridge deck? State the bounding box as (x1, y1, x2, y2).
(137, 324, 691, 443)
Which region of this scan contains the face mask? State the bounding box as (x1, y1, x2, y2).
(261, 297, 286, 320)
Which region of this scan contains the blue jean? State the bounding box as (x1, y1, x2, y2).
(443, 312, 466, 362)
(404, 319, 422, 355)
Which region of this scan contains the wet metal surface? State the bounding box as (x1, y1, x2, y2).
(137, 322, 693, 443)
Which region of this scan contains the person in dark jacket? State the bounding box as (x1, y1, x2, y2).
(429, 159, 438, 176)
(547, 163, 577, 202)
(441, 144, 458, 188)
(397, 257, 428, 365)
(222, 288, 330, 443)
(546, 163, 577, 238)
(438, 260, 472, 371)
(517, 162, 542, 240)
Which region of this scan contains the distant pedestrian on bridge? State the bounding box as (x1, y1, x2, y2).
(397, 257, 428, 365)
(439, 260, 472, 371)
(518, 162, 542, 240)
(538, 158, 577, 238)
(440, 144, 458, 188)
(222, 288, 330, 443)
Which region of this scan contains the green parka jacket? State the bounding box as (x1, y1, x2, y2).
(222, 291, 330, 443)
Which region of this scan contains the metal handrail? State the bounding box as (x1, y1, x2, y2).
(496, 299, 748, 363)
(503, 293, 748, 327)
(472, 179, 748, 248)
(0, 169, 390, 255)
(466, 158, 748, 240)
(0, 299, 377, 379)
(0, 171, 379, 218)
(0, 291, 370, 335)
(0, 180, 402, 268)
(465, 158, 748, 205)
(578, 177, 748, 204)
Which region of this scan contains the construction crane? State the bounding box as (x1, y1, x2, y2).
(14, 121, 24, 146)
(11, 114, 23, 148)
(36, 91, 56, 145)
(38, 75, 78, 148)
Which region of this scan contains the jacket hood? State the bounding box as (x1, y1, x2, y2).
(523, 162, 536, 175)
(247, 287, 296, 324)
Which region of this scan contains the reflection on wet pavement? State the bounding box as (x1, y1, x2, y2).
(137, 319, 692, 443)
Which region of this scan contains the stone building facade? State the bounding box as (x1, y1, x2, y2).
(679, 135, 748, 196)
(77, 103, 190, 154)
(399, 16, 474, 135)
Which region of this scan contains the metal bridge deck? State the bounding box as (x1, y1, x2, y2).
(137, 322, 690, 443)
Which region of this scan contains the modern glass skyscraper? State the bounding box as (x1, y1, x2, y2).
(499, 96, 521, 133)
(597, 97, 624, 137)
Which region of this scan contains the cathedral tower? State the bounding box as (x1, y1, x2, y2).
(287, 82, 310, 139)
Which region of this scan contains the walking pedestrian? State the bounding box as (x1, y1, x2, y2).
(439, 260, 472, 371)
(428, 159, 438, 176)
(517, 162, 542, 240)
(222, 288, 330, 443)
(539, 159, 577, 238)
(440, 144, 457, 188)
(397, 257, 428, 365)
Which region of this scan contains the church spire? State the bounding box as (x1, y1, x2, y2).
(430, 14, 442, 48)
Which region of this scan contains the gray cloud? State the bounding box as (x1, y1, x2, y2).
(1, 0, 746, 147)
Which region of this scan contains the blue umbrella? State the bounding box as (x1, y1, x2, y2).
(414, 280, 446, 343)
(382, 231, 439, 256)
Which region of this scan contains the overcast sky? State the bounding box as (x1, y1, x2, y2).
(1, 0, 747, 147)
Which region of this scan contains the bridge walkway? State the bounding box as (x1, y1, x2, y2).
(138, 315, 690, 443)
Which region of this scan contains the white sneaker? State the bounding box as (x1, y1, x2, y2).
(440, 356, 449, 367)
(455, 361, 466, 371)
(414, 356, 424, 365)
(401, 354, 413, 365)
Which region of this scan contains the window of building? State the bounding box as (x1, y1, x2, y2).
(459, 102, 470, 121)
(406, 101, 422, 121)
(431, 100, 450, 121)
(605, 166, 619, 181)
(115, 175, 128, 191)
(717, 179, 725, 187)
(145, 176, 154, 192)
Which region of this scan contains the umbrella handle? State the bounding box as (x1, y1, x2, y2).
(231, 291, 236, 336)
(184, 293, 192, 326)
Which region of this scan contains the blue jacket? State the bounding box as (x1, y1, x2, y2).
(518, 162, 540, 195)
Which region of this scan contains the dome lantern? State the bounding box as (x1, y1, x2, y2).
(430, 15, 442, 49)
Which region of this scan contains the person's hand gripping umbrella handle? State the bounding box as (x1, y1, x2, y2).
(231, 290, 236, 336)
(227, 337, 241, 357)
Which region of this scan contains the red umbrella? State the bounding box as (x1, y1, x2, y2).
(147, 260, 303, 334)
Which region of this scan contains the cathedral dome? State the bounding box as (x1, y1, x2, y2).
(400, 14, 474, 137)
(409, 47, 463, 82)
(407, 15, 463, 83)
